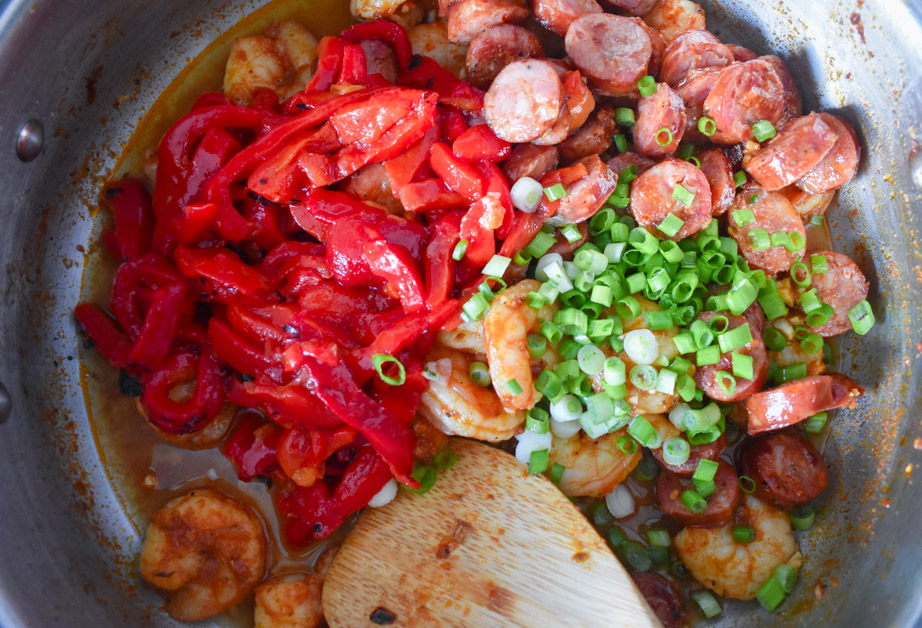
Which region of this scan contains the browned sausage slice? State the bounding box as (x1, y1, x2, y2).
(465, 24, 544, 90)
(484, 59, 566, 143)
(806, 249, 870, 337)
(531, 0, 602, 37)
(761, 55, 802, 128)
(633, 17, 666, 77)
(607, 152, 656, 178)
(602, 0, 657, 15)
(703, 59, 785, 145)
(727, 189, 805, 275)
(741, 431, 828, 509)
(447, 0, 530, 45)
(657, 459, 740, 527)
(565, 14, 653, 97)
(744, 113, 838, 191)
(676, 66, 721, 145)
(556, 154, 618, 222)
(727, 44, 758, 62)
(659, 29, 734, 88)
(503, 144, 560, 181)
(693, 312, 770, 402)
(746, 373, 865, 434)
(796, 113, 861, 194)
(697, 147, 735, 215)
(652, 432, 727, 477)
(629, 572, 687, 628)
(629, 158, 712, 239)
(633, 83, 687, 158)
(558, 105, 617, 163)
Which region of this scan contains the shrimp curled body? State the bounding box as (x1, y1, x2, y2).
(548, 429, 642, 497)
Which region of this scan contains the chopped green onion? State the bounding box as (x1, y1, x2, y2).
(692, 459, 718, 483)
(663, 437, 691, 466)
(673, 333, 697, 354)
(556, 358, 580, 380)
(696, 345, 721, 366)
(615, 107, 635, 127)
(526, 231, 557, 258)
(590, 207, 617, 235)
(655, 127, 674, 146)
(613, 133, 630, 154)
(524, 334, 547, 360)
(777, 362, 807, 383)
(629, 227, 659, 255)
(540, 320, 562, 345)
(672, 185, 695, 207)
(577, 345, 606, 375)
(561, 224, 583, 244)
(675, 373, 696, 401)
(575, 248, 608, 274)
(637, 75, 656, 97)
(627, 415, 659, 448)
(469, 361, 491, 387)
(728, 277, 758, 315)
(535, 369, 563, 400)
(756, 565, 797, 611)
(646, 527, 671, 547)
(739, 475, 756, 493)
(554, 308, 589, 336)
(404, 463, 437, 494)
(799, 332, 823, 355)
(603, 356, 626, 386)
(373, 353, 406, 386)
(803, 411, 828, 434)
(433, 450, 457, 470)
(462, 292, 489, 322)
(617, 434, 639, 455)
(644, 310, 674, 331)
(848, 300, 875, 335)
(625, 271, 646, 295)
(790, 505, 816, 530)
(697, 116, 717, 136)
(770, 231, 790, 249)
(548, 462, 566, 484)
(526, 291, 546, 310)
(692, 591, 723, 618)
(617, 540, 652, 572)
(658, 213, 685, 237)
(452, 239, 468, 261)
(616, 295, 642, 319)
(758, 282, 789, 320)
(513, 250, 532, 267)
(749, 228, 770, 250)
(809, 254, 828, 274)
(733, 170, 747, 187)
(526, 408, 549, 434)
(529, 448, 549, 474)
(718, 323, 753, 353)
(733, 525, 756, 543)
(809, 214, 824, 226)
(655, 368, 678, 395)
(731, 352, 754, 380)
(630, 364, 658, 391)
(714, 370, 736, 396)
(788, 231, 806, 252)
(806, 303, 834, 327)
(544, 183, 567, 202)
(680, 489, 707, 514)
(790, 261, 811, 287)
(749, 193, 760, 205)
(676, 143, 695, 160)
(731, 207, 755, 226)
(618, 165, 640, 185)
(694, 478, 716, 497)
(752, 120, 777, 142)
(482, 254, 511, 277)
(506, 378, 523, 396)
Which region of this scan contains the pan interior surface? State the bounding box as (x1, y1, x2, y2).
(0, 0, 919, 626)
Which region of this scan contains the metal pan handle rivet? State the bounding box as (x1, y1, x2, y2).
(15, 119, 44, 162)
(0, 380, 10, 423)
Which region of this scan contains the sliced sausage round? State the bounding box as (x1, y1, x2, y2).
(629, 158, 712, 240)
(741, 431, 828, 509)
(727, 44, 758, 62)
(531, 0, 602, 37)
(607, 151, 656, 178)
(659, 30, 734, 88)
(796, 113, 861, 194)
(806, 249, 870, 337)
(558, 105, 617, 163)
(484, 59, 566, 143)
(633, 17, 666, 78)
(746, 373, 865, 434)
(447, 0, 530, 45)
(465, 24, 544, 90)
(727, 189, 805, 275)
(634, 83, 687, 158)
(547, 220, 589, 258)
(657, 459, 740, 527)
(761, 55, 802, 128)
(565, 14, 653, 97)
(503, 144, 560, 181)
(534, 104, 574, 146)
(556, 154, 618, 222)
(744, 113, 838, 191)
(602, 0, 658, 15)
(629, 572, 686, 628)
(703, 59, 785, 145)
(697, 147, 735, 215)
(676, 66, 722, 145)
(693, 311, 769, 402)
(652, 432, 728, 477)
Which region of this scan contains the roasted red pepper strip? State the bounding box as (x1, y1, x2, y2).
(140, 347, 226, 434)
(174, 247, 271, 300)
(383, 126, 437, 193)
(363, 239, 426, 314)
(304, 36, 346, 93)
(332, 443, 393, 516)
(439, 107, 468, 144)
(371, 360, 428, 425)
(247, 124, 341, 203)
(395, 178, 467, 213)
(339, 44, 368, 84)
(173, 202, 219, 246)
(278, 481, 343, 545)
(398, 56, 484, 112)
(430, 142, 483, 203)
(103, 180, 154, 261)
(341, 19, 413, 72)
(228, 378, 343, 427)
(223, 412, 284, 482)
(127, 283, 188, 370)
(452, 124, 511, 162)
(74, 303, 134, 368)
(425, 212, 462, 307)
(208, 317, 281, 379)
(226, 303, 297, 345)
(278, 425, 357, 487)
(290, 345, 416, 486)
(109, 254, 185, 340)
(356, 299, 459, 374)
(474, 159, 514, 240)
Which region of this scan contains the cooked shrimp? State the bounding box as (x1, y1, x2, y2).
(339, 164, 403, 215)
(350, 0, 423, 30)
(224, 21, 318, 105)
(766, 313, 825, 375)
(138, 394, 235, 450)
(674, 494, 798, 600)
(437, 317, 487, 354)
(254, 547, 337, 628)
(140, 489, 268, 621)
(590, 296, 686, 415)
(483, 279, 559, 411)
(408, 22, 468, 78)
(643, 0, 706, 44)
(548, 428, 642, 497)
(419, 344, 525, 441)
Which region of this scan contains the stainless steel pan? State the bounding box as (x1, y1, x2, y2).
(0, 0, 920, 625)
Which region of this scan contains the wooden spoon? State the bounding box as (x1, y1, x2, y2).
(323, 438, 662, 627)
